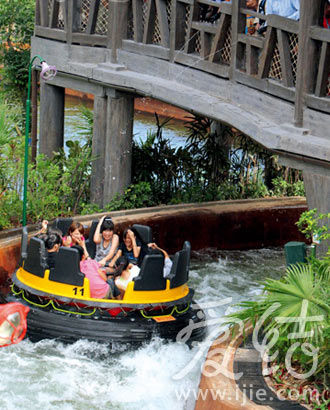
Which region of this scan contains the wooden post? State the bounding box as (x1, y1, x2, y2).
(108, 0, 129, 63)
(31, 70, 39, 165)
(229, 0, 246, 80)
(103, 90, 134, 204)
(39, 82, 65, 158)
(39, 0, 49, 27)
(66, 0, 82, 44)
(294, 0, 323, 127)
(91, 95, 107, 206)
(170, 0, 187, 62)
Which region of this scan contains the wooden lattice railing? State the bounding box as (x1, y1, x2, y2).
(34, 0, 330, 116)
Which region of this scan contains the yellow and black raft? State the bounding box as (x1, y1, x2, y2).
(8, 226, 206, 345)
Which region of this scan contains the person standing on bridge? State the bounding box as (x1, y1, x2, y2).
(266, 0, 300, 21)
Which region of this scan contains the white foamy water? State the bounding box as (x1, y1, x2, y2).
(0, 248, 285, 410)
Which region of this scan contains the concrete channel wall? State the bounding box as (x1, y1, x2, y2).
(0, 198, 307, 288)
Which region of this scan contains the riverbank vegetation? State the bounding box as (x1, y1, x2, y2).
(226, 211, 329, 409)
(0, 97, 305, 229)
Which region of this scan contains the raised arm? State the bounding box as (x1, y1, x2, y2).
(93, 216, 106, 244)
(128, 230, 141, 258)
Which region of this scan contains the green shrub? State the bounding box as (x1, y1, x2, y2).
(105, 182, 156, 211)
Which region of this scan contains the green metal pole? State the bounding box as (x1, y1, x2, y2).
(22, 55, 44, 226)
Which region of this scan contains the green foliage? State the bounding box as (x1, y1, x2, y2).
(105, 182, 156, 211)
(296, 209, 330, 242)
(0, 0, 35, 92)
(226, 261, 330, 379)
(272, 177, 305, 197)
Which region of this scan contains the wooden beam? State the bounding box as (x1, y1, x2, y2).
(277, 29, 293, 88)
(230, 0, 246, 78)
(86, 0, 101, 34)
(294, 0, 323, 126)
(258, 27, 276, 79)
(143, 0, 157, 44)
(155, 0, 170, 47)
(35, 0, 41, 27)
(246, 45, 258, 76)
(50, 0, 60, 28)
(314, 41, 330, 97)
(40, 0, 49, 27)
(209, 13, 230, 63)
(132, 0, 144, 43)
(35, 26, 67, 41)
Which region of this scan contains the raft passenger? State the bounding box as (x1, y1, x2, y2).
(72, 245, 120, 300)
(113, 256, 140, 298)
(63, 222, 85, 247)
(109, 228, 141, 269)
(93, 215, 119, 266)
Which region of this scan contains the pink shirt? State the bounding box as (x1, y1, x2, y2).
(80, 259, 109, 299)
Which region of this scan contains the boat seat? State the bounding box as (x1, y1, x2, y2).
(49, 247, 85, 287)
(132, 224, 153, 267)
(169, 243, 190, 289)
(133, 254, 166, 291)
(132, 224, 152, 245)
(85, 220, 98, 259)
(23, 237, 48, 278)
(51, 217, 73, 236)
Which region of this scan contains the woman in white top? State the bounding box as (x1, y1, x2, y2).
(93, 215, 119, 266)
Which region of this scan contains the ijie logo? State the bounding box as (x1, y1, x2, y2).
(173, 298, 323, 382)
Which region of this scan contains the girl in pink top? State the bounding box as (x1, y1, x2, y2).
(72, 245, 111, 299)
(63, 221, 85, 247)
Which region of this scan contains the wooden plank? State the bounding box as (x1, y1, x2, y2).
(143, 0, 157, 44)
(49, 0, 60, 28)
(237, 33, 264, 48)
(277, 29, 293, 88)
(171, 0, 186, 53)
(294, 0, 323, 126)
(40, 0, 49, 27)
(305, 94, 330, 114)
(35, 26, 67, 41)
(234, 70, 296, 102)
(267, 15, 299, 34)
(218, 2, 232, 15)
(66, 0, 74, 43)
(246, 45, 258, 76)
(86, 0, 100, 34)
(200, 31, 212, 59)
(209, 13, 230, 63)
(230, 0, 246, 78)
(309, 26, 330, 42)
(258, 26, 276, 79)
(122, 39, 170, 59)
(314, 41, 330, 97)
(174, 51, 230, 78)
(35, 0, 41, 26)
(177, 0, 194, 5)
(184, 1, 198, 54)
(191, 21, 218, 34)
(155, 0, 170, 47)
(71, 32, 107, 46)
(132, 0, 144, 42)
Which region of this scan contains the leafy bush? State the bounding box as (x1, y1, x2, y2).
(105, 182, 156, 211)
(272, 177, 305, 197)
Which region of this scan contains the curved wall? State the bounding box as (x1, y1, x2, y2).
(0, 198, 307, 289)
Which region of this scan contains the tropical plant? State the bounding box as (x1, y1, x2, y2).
(0, 0, 35, 94)
(226, 262, 330, 381)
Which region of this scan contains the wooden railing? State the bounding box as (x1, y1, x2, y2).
(34, 0, 330, 115)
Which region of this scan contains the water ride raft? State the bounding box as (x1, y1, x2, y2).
(7, 225, 206, 345)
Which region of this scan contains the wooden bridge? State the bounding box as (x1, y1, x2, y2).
(32, 0, 330, 214)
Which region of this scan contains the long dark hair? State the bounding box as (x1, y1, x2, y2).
(113, 255, 129, 277)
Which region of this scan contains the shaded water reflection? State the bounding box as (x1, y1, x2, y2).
(64, 96, 188, 150)
(0, 248, 285, 410)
